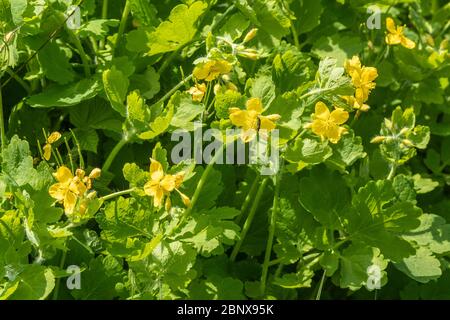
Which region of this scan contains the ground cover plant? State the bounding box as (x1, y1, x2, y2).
(0, 0, 449, 300)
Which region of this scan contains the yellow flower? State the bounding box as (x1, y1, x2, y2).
(49, 166, 87, 215)
(49, 166, 101, 215)
(306, 102, 349, 144)
(342, 95, 370, 112)
(229, 97, 281, 143)
(193, 60, 232, 82)
(385, 17, 416, 49)
(43, 131, 61, 161)
(143, 159, 190, 210)
(187, 83, 207, 102)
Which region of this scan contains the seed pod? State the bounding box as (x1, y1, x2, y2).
(401, 139, 414, 147)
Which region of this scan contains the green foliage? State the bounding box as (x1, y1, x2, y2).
(0, 0, 449, 301)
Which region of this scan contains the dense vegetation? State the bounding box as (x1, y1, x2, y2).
(0, 0, 449, 300)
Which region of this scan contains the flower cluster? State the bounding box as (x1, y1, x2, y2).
(343, 56, 378, 114)
(229, 97, 281, 143)
(49, 166, 101, 216)
(144, 159, 190, 211)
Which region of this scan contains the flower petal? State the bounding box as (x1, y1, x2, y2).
(330, 108, 349, 125)
(386, 33, 402, 45)
(160, 175, 176, 192)
(314, 102, 330, 121)
(229, 109, 255, 131)
(401, 36, 416, 49)
(63, 191, 77, 215)
(311, 119, 327, 138)
(47, 131, 62, 144)
(54, 166, 73, 183)
(150, 159, 164, 182)
(246, 98, 263, 113)
(43, 144, 52, 161)
(49, 183, 67, 201)
(386, 17, 397, 33)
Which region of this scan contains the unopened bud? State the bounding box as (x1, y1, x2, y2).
(370, 136, 386, 144)
(239, 49, 259, 60)
(243, 28, 258, 43)
(402, 139, 414, 147)
(89, 168, 102, 179)
(399, 127, 409, 136)
(384, 119, 393, 130)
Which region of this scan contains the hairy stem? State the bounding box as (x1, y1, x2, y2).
(52, 250, 67, 300)
(235, 175, 261, 225)
(5, 68, 31, 94)
(230, 177, 269, 262)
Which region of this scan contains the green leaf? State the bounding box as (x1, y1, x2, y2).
(339, 244, 388, 291)
(298, 167, 350, 228)
(129, 0, 158, 27)
(180, 207, 240, 256)
(326, 132, 366, 170)
(38, 41, 75, 85)
(1, 135, 35, 187)
(395, 247, 442, 284)
(170, 92, 205, 130)
(248, 72, 276, 108)
(72, 128, 99, 153)
(312, 34, 364, 66)
(130, 67, 160, 100)
(7, 265, 55, 300)
(71, 255, 126, 300)
(27, 78, 101, 108)
(292, 0, 324, 34)
(103, 67, 130, 116)
(285, 138, 332, 165)
(138, 104, 174, 140)
(146, 1, 208, 56)
(77, 19, 120, 39)
(189, 276, 245, 300)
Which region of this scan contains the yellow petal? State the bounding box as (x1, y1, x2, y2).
(344, 56, 361, 75)
(216, 60, 232, 74)
(386, 17, 397, 34)
(160, 175, 176, 193)
(76, 169, 85, 179)
(54, 166, 73, 183)
(144, 180, 159, 197)
(259, 116, 277, 131)
(401, 36, 416, 49)
(386, 33, 402, 45)
(311, 119, 328, 138)
(173, 172, 185, 188)
(193, 61, 212, 80)
(177, 190, 191, 207)
(153, 188, 164, 207)
(49, 183, 67, 201)
(165, 197, 171, 212)
(63, 191, 77, 214)
(43, 144, 52, 161)
(47, 131, 62, 144)
(229, 109, 255, 131)
(314, 102, 331, 121)
(69, 178, 87, 196)
(325, 123, 341, 143)
(330, 108, 349, 125)
(361, 67, 378, 83)
(149, 159, 164, 182)
(246, 98, 263, 113)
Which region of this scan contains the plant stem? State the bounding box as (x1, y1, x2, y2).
(260, 171, 281, 295)
(5, 68, 31, 94)
(290, 24, 300, 50)
(178, 147, 223, 226)
(71, 34, 91, 77)
(235, 175, 261, 225)
(230, 177, 269, 262)
(102, 138, 127, 172)
(114, 0, 131, 55)
(315, 270, 326, 300)
(52, 250, 67, 300)
(387, 162, 397, 180)
(153, 74, 193, 107)
(99, 0, 109, 49)
(100, 188, 136, 201)
(0, 83, 5, 151)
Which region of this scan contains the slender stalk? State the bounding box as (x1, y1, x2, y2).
(5, 68, 31, 94)
(100, 188, 136, 201)
(315, 270, 326, 300)
(114, 0, 131, 55)
(0, 83, 5, 151)
(178, 147, 223, 226)
(235, 175, 261, 225)
(52, 250, 67, 300)
(290, 24, 300, 50)
(99, 0, 109, 49)
(230, 177, 269, 262)
(70, 34, 91, 77)
(260, 171, 281, 295)
(153, 74, 193, 107)
(102, 138, 127, 172)
(387, 162, 397, 180)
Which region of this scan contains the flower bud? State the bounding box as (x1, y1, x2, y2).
(402, 139, 414, 147)
(89, 168, 102, 179)
(370, 136, 386, 144)
(243, 28, 258, 43)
